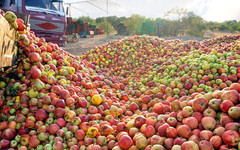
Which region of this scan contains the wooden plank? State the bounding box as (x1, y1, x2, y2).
(0, 14, 18, 68)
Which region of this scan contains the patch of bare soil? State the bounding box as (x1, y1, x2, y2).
(63, 34, 128, 56)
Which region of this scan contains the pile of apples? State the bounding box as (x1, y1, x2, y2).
(1, 10, 240, 150)
(1, 10, 26, 31)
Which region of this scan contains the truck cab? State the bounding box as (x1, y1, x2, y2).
(1, 0, 67, 46)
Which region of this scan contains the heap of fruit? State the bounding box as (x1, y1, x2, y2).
(0, 10, 240, 150)
(1, 10, 26, 31)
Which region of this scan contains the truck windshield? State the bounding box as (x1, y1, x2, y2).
(24, 0, 64, 12)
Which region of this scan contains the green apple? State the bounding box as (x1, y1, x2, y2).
(28, 89, 39, 98)
(11, 21, 18, 29)
(173, 88, 180, 95)
(4, 11, 17, 23)
(0, 81, 6, 88)
(19, 34, 27, 40)
(43, 144, 52, 150)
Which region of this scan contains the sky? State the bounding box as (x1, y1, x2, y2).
(63, 0, 240, 22)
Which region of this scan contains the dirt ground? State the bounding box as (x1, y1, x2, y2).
(63, 34, 128, 56)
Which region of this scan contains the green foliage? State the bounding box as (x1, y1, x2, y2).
(123, 14, 145, 35)
(96, 16, 126, 30)
(76, 16, 96, 25)
(96, 19, 115, 34)
(182, 12, 207, 37)
(206, 20, 240, 32)
(161, 19, 180, 36)
(73, 8, 240, 37)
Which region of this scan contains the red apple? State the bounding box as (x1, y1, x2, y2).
(189, 134, 200, 144)
(177, 125, 191, 138)
(2, 128, 16, 140)
(166, 126, 177, 138)
(225, 122, 240, 131)
(59, 89, 70, 100)
(79, 98, 88, 108)
(199, 130, 213, 141)
(199, 140, 214, 150)
(220, 100, 234, 112)
(166, 117, 177, 127)
(164, 138, 174, 149)
(158, 123, 170, 137)
(143, 125, 156, 137)
(129, 102, 139, 111)
(221, 90, 239, 104)
(192, 97, 208, 112)
(128, 127, 139, 137)
(51, 85, 61, 94)
(118, 135, 133, 149)
(31, 66, 41, 79)
(134, 116, 146, 128)
(53, 141, 64, 150)
(174, 137, 187, 145)
(54, 108, 66, 118)
(116, 122, 126, 133)
(153, 103, 164, 114)
(142, 95, 150, 104)
(183, 117, 198, 129)
(29, 135, 40, 148)
(181, 141, 199, 150)
(229, 83, 240, 92)
(210, 135, 222, 149)
(35, 109, 48, 121)
(222, 130, 240, 146)
(201, 117, 216, 130)
(150, 135, 164, 145)
(203, 108, 216, 118)
(48, 124, 60, 135)
(88, 106, 98, 114)
(213, 127, 225, 136)
(100, 124, 114, 136)
(220, 115, 233, 127)
(29, 52, 42, 63)
(0, 139, 10, 148)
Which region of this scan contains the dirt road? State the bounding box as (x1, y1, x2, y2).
(63, 34, 128, 56)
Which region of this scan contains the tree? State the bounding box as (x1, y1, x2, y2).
(77, 16, 96, 25)
(161, 19, 180, 36)
(96, 17, 104, 24)
(123, 14, 145, 35)
(206, 21, 219, 31)
(163, 7, 189, 36)
(106, 16, 120, 30)
(182, 12, 206, 37)
(96, 16, 127, 30)
(164, 7, 189, 20)
(96, 18, 115, 34)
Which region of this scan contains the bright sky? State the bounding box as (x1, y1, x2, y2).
(63, 0, 240, 22)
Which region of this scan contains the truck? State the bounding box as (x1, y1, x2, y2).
(0, 0, 67, 46)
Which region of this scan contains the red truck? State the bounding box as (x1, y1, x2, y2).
(0, 0, 67, 46)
